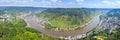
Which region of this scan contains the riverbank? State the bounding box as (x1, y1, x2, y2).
(23, 14, 100, 39)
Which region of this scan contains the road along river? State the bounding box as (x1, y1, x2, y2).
(24, 14, 100, 38)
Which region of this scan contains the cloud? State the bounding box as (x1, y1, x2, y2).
(103, 0, 120, 4)
(116, 1, 120, 4)
(50, 0, 58, 2)
(0, 0, 33, 6)
(102, 1, 113, 4)
(0, 0, 33, 2)
(76, 0, 84, 4)
(102, 0, 120, 5)
(0, 0, 83, 8)
(76, 0, 84, 2)
(102, 0, 120, 8)
(0, 0, 120, 8)
(103, 1, 110, 3)
(33, 0, 52, 7)
(50, 0, 61, 2)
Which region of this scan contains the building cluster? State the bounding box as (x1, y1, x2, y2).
(0, 14, 13, 21)
(32, 15, 50, 25)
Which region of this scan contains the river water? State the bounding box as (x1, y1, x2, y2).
(24, 15, 100, 38)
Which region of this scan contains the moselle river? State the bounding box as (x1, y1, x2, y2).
(24, 14, 100, 38)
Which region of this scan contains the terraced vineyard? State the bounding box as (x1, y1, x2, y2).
(37, 8, 96, 30)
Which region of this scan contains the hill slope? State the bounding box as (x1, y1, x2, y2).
(78, 9, 120, 40)
(0, 7, 45, 16)
(37, 8, 96, 30)
(0, 19, 64, 40)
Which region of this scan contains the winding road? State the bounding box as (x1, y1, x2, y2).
(24, 14, 100, 38)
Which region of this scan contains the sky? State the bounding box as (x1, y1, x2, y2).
(0, 0, 120, 8)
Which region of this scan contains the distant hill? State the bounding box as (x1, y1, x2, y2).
(107, 9, 120, 18)
(37, 8, 99, 30)
(0, 7, 46, 16)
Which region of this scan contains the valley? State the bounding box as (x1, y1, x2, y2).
(0, 7, 120, 40)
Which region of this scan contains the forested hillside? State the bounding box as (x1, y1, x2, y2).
(0, 19, 64, 40)
(78, 9, 120, 40)
(37, 8, 96, 30)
